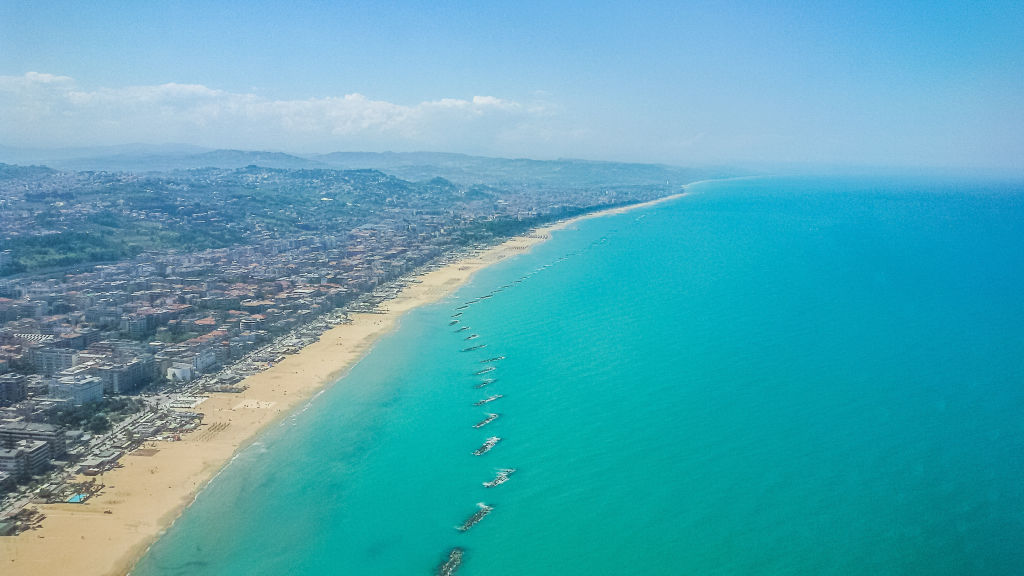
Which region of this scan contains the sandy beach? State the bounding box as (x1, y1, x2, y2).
(0, 191, 686, 575)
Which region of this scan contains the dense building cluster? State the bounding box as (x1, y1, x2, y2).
(0, 160, 676, 506)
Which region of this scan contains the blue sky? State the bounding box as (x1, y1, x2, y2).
(1, 1, 1022, 172)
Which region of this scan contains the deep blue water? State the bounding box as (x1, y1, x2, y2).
(133, 176, 1024, 575)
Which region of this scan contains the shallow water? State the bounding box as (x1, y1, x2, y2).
(134, 175, 1024, 575)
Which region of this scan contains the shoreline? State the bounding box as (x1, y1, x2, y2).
(0, 189, 689, 576)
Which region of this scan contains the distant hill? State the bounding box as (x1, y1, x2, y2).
(310, 151, 724, 187)
(0, 145, 737, 185)
(0, 162, 59, 178)
(0, 147, 325, 172)
(0, 143, 209, 170)
(187, 150, 326, 170)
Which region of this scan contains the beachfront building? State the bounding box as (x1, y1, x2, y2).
(0, 422, 67, 457)
(0, 439, 51, 479)
(166, 363, 194, 382)
(103, 359, 147, 393)
(76, 450, 122, 476)
(49, 374, 104, 406)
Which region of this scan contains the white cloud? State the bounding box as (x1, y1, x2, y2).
(0, 72, 566, 154)
(2, 72, 74, 87)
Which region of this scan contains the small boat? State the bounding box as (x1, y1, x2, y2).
(457, 503, 493, 531)
(456, 305, 469, 310)
(472, 436, 501, 455)
(456, 326, 469, 332)
(451, 312, 463, 318)
(462, 344, 486, 352)
(437, 548, 464, 576)
(464, 334, 479, 340)
(480, 356, 505, 363)
(473, 378, 496, 389)
(473, 394, 503, 406)
(473, 413, 499, 428)
(448, 320, 459, 326)
(475, 366, 496, 375)
(483, 468, 516, 488)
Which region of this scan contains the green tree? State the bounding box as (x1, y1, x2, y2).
(88, 414, 111, 434)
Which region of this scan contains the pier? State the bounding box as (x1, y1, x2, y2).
(457, 503, 493, 531)
(473, 394, 502, 406)
(437, 548, 464, 576)
(473, 436, 501, 455)
(473, 413, 499, 428)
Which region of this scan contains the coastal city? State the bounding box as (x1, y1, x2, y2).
(0, 158, 681, 535)
(2, 2, 1021, 574)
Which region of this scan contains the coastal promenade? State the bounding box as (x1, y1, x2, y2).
(1, 191, 687, 576)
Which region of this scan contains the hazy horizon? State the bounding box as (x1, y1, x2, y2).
(3, 144, 1019, 182)
(2, 1, 1022, 174)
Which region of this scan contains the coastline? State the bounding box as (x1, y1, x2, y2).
(0, 190, 688, 576)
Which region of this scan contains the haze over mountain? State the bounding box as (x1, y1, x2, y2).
(0, 145, 721, 188)
(0, 145, 325, 173)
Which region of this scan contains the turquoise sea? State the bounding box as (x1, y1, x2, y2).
(133, 176, 1024, 575)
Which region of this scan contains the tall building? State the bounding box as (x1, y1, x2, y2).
(0, 422, 66, 457)
(0, 439, 51, 478)
(95, 357, 153, 394)
(50, 374, 104, 406)
(0, 373, 28, 405)
(31, 347, 79, 375)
